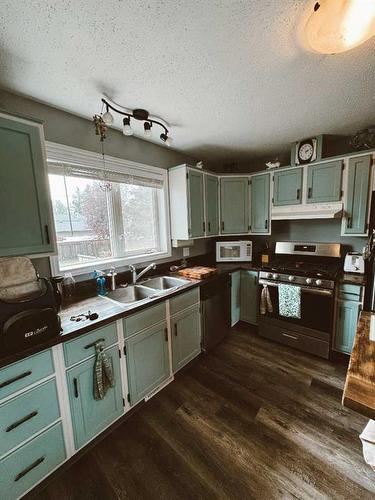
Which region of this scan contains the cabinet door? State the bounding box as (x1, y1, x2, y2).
(251, 173, 270, 234)
(67, 345, 123, 450)
(231, 271, 241, 326)
(187, 169, 205, 238)
(307, 160, 342, 203)
(126, 322, 170, 405)
(240, 270, 259, 325)
(273, 168, 303, 206)
(220, 177, 249, 234)
(343, 155, 371, 235)
(334, 300, 361, 354)
(0, 114, 54, 257)
(205, 175, 219, 236)
(171, 306, 201, 373)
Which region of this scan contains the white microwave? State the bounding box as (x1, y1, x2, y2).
(216, 241, 252, 262)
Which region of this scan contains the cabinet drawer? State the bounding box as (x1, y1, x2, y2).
(123, 302, 166, 338)
(0, 379, 60, 458)
(0, 422, 66, 500)
(259, 322, 329, 359)
(0, 349, 54, 402)
(64, 322, 118, 367)
(170, 288, 200, 315)
(339, 283, 362, 296)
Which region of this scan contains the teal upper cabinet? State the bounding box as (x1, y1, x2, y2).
(0, 112, 54, 257)
(251, 173, 270, 234)
(169, 165, 207, 240)
(171, 305, 201, 373)
(231, 271, 241, 327)
(306, 160, 343, 203)
(126, 322, 170, 405)
(240, 270, 259, 325)
(273, 168, 303, 206)
(66, 345, 123, 450)
(220, 177, 249, 234)
(343, 155, 371, 235)
(205, 174, 219, 236)
(334, 300, 361, 354)
(187, 169, 205, 238)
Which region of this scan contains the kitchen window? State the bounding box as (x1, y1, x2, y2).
(46, 142, 171, 275)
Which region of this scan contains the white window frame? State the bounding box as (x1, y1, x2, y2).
(46, 141, 171, 277)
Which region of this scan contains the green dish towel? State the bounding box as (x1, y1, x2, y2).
(93, 344, 115, 400)
(278, 284, 301, 319)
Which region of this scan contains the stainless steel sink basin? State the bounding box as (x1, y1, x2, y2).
(106, 285, 158, 305)
(140, 276, 190, 290)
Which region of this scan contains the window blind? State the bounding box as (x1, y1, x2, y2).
(46, 142, 165, 189)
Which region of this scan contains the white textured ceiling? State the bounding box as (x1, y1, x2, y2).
(0, 0, 374, 163)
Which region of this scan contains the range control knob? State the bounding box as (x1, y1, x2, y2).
(315, 279, 322, 286)
(306, 278, 312, 285)
(288, 275, 295, 282)
(272, 273, 279, 279)
(267, 273, 273, 279)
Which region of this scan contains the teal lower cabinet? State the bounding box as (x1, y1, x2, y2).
(66, 345, 124, 450)
(0, 422, 66, 500)
(334, 299, 361, 354)
(231, 271, 241, 326)
(171, 305, 201, 373)
(126, 322, 170, 405)
(240, 270, 259, 325)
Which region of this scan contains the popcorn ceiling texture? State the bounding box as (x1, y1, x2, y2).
(0, 0, 374, 165)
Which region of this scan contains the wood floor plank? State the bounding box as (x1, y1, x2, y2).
(35, 327, 374, 500)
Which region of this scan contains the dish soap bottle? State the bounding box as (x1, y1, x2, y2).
(93, 270, 107, 296)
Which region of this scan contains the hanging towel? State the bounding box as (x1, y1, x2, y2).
(278, 284, 301, 319)
(93, 344, 115, 400)
(260, 285, 273, 315)
(360, 420, 375, 470)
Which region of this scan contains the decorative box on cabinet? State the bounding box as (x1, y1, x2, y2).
(0, 112, 55, 257)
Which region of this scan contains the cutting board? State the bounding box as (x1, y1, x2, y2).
(178, 266, 218, 280)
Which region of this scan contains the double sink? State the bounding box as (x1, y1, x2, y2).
(104, 276, 191, 307)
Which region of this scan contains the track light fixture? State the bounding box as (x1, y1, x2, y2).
(97, 97, 172, 146)
(123, 116, 133, 136)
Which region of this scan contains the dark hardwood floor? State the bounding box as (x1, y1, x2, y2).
(35, 324, 375, 499)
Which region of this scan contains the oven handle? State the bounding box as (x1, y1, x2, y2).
(258, 279, 333, 297)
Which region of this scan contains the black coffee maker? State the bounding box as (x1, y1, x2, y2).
(0, 257, 61, 355)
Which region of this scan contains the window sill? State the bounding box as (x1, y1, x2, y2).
(49, 250, 172, 280)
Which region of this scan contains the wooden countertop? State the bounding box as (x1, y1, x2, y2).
(343, 311, 375, 419)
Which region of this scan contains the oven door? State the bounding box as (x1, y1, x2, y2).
(258, 280, 334, 333)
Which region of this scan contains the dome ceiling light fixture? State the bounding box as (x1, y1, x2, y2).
(98, 96, 173, 146)
(305, 0, 375, 54)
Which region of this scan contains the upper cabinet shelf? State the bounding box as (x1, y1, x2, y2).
(0, 112, 55, 257)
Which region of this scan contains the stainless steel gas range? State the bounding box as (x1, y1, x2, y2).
(258, 241, 341, 359)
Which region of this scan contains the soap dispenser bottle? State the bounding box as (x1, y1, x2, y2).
(93, 270, 107, 296)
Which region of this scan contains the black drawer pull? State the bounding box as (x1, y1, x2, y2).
(347, 216, 352, 228)
(265, 219, 268, 230)
(15, 456, 45, 482)
(208, 221, 211, 232)
(73, 377, 79, 398)
(6, 411, 38, 432)
(296, 188, 300, 200)
(307, 187, 312, 198)
(221, 221, 224, 231)
(84, 338, 105, 349)
(44, 224, 50, 244)
(164, 328, 168, 342)
(0, 371, 32, 389)
(203, 221, 205, 233)
(174, 324, 178, 336)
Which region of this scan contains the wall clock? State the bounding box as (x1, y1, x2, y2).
(291, 136, 323, 166)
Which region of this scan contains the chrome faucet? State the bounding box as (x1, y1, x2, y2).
(129, 263, 156, 285)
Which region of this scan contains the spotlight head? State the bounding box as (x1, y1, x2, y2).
(123, 117, 133, 136)
(144, 122, 152, 138)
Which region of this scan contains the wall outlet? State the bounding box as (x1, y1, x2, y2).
(183, 247, 190, 257)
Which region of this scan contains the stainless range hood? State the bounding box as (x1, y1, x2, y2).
(272, 202, 343, 220)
